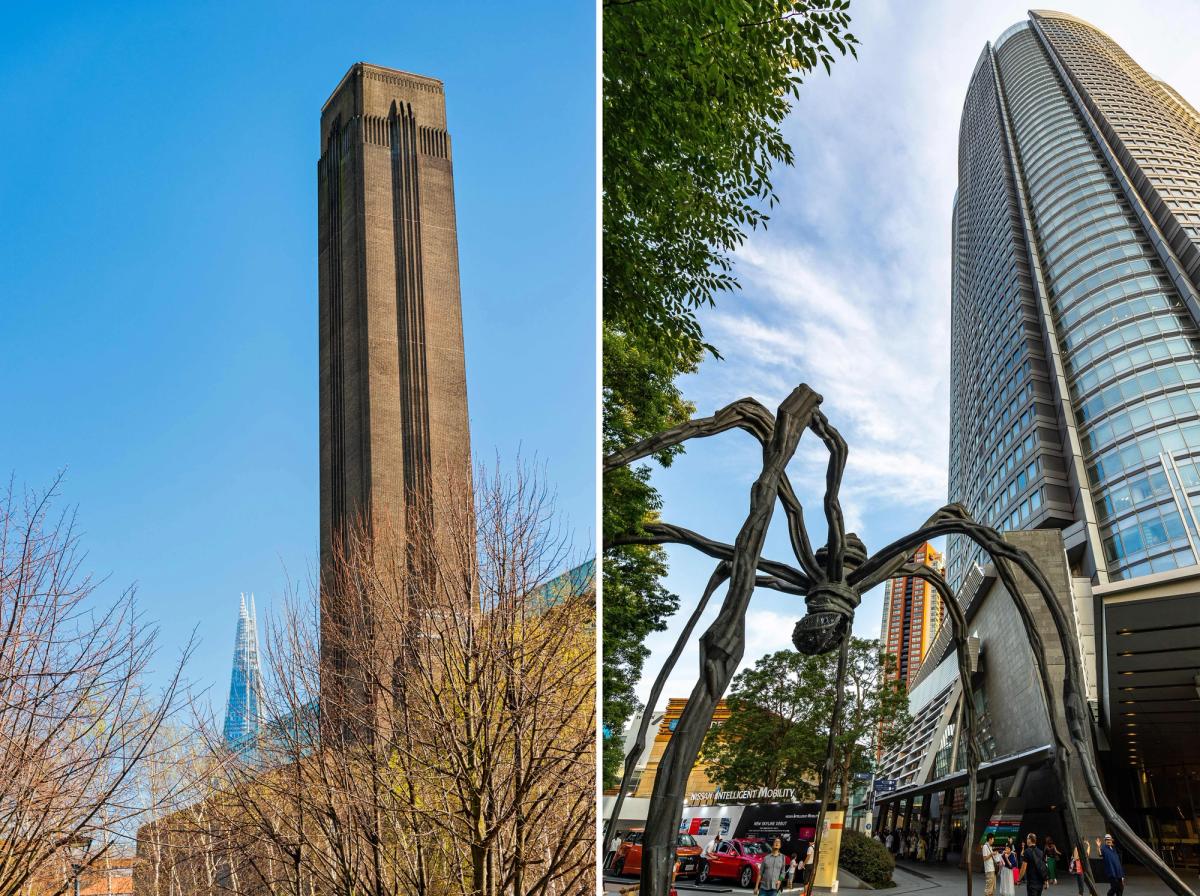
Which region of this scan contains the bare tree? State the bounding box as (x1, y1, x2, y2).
(139, 462, 594, 896)
(0, 479, 190, 896)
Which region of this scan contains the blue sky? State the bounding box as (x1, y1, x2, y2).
(0, 1, 595, 712)
(634, 0, 1200, 709)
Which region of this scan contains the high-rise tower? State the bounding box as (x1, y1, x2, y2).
(317, 64, 473, 711)
(949, 11, 1200, 785)
(880, 543, 944, 686)
(223, 594, 263, 747)
(949, 11, 1200, 590)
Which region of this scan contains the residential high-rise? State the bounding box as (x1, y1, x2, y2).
(879, 543, 944, 686)
(945, 10, 1200, 844)
(317, 64, 473, 711)
(223, 594, 263, 748)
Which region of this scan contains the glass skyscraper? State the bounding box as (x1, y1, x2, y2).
(223, 593, 263, 748)
(945, 11, 1200, 838)
(948, 10, 1200, 591)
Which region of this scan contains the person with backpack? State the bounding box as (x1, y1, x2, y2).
(982, 833, 998, 896)
(1018, 833, 1050, 896)
(1097, 835, 1125, 895)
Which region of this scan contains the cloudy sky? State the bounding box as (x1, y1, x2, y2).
(633, 0, 1200, 710)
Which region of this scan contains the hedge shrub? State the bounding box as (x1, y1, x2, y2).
(839, 829, 896, 888)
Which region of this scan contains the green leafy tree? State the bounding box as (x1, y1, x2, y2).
(701, 641, 909, 805)
(602, 0, 860, 788)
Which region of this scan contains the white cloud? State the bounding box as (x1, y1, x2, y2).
(634, 0, 1200, 713)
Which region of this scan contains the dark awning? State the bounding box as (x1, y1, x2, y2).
(874, 744, 1056, 807)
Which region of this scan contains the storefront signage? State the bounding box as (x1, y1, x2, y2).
(685, 786, 797, 805)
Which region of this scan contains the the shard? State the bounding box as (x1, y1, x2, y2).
(222, 593, 263, 748)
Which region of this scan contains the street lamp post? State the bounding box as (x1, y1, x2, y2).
(64, 835, 92, 896)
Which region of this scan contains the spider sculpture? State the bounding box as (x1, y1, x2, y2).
(603, 385, 1195, 896)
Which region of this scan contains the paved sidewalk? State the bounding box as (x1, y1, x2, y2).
(603, 863, 1196, 894)
(892, 861, 1191, 895)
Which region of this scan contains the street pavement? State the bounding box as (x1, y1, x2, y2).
(888, 861, 1189, 894)
(602, 861, 1195, 893)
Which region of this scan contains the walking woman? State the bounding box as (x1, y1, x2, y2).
(1045, 835, 1061, 885)
(998, 843, 1017, 896)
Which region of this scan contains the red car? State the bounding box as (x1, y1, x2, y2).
(611, 830, 703, 878)
(697, 837, 774, 889)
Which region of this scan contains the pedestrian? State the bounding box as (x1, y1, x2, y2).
(886, 830, 896, 854)
(756, 838, 787, 896)
(784, 842, 797, 890)
(790, 843, 803, 887)
(605, 831, 623, 871)
(1096, 835, 1125, 896)
(1069, 842, 1091, 895)
(707, 832, 723, 857)
(998, 843, 1017, 896)
(1045, 835, 1061, 885)
(982, 833, 998, 896)
(917, 834, 927, 862)
(804, 840, 815, 884)
(1018, 833, 1050, 896)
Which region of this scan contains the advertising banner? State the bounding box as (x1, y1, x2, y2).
(735, 802, 821, 843)
(679, 805, 746, 852)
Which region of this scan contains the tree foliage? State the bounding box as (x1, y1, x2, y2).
(601, 0, 860, 788)
(701, 641, 909, 804)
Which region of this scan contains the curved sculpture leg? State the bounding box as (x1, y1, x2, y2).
(602, 396, 776, 472)
(803, 633, 850, 896)
(603, 562, 731, 852)
(604, 394, 825, 580)
(809, 409, 848, 577)
(853, 509, 1190, 895)
(986, 554, 1099, 896)
(639, 386, 821, 896)
(608, 522, 809, 591)
(906, 564, 977, 896)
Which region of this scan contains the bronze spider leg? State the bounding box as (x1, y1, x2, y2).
(601, 562, 809, 858)
(603, 562, 731, 854)
(624, 386, 821, 896)
(852, 507, 1193, 896)
(903, 561, 981, 896)
(607, 522, 809, 589)
(604, 394, 825, 582)
(802, 630, 850, 896)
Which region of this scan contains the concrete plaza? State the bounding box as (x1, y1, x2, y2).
(602, 861, 1192, 893)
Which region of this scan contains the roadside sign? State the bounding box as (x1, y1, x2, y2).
(873, 779, 897, 793)
(853, 772, 873, 782)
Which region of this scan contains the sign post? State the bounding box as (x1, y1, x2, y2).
(812, 810, 846, 890)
